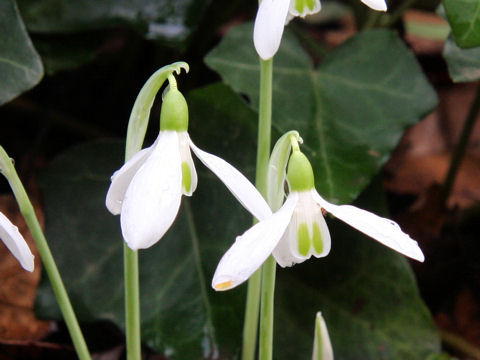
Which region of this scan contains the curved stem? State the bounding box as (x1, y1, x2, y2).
(0, 147, 91, 360)
(442, 83, 480, 207)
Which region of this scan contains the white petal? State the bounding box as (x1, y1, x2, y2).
(312, 312, 334, 360)
(189, 137, 272, 221)
(121, 131, 182, 250)
(253, 0, 291, 60)
(178, 132, 198, 196)
(106, 144, 154, 215)
(288, 0, 321, 19)
(212, 193, 298, 291)
(360, 0, 387, 11)
(312, 190, 424, 262)
(0, 212, 34, 272)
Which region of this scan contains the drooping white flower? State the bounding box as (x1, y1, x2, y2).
(253, 0, 388, 60)
(106, 84, 270, 250)
(212, 148, 424, 291)
(0, 211, 34, 272)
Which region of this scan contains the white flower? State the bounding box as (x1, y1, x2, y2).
(106, 87, 270, 250)
(212, 150, 424, 291)
(253, 0, 388, 60)
(0, 211, 34, 272)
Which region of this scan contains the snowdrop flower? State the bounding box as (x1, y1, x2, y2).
(0, 211, 34, 272)
(106, 75, 270, 250)
(253, 0, 388, 60)
(312, 312, 333, 360)
(212, 145, 424, 291)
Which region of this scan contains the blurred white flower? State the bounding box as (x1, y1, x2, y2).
(253, 0, 387, 59)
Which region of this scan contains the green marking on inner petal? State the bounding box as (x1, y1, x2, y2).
(294, 0, 304, 13)
(182, 161, 191, 193)
(294, 0, 315, 13)
(297, 223, 311, 256)
(312, 221, 324, 254)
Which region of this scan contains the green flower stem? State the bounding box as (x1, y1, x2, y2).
(442, 82, 480, 207)
(123, 146, 143, 360)
(259, 255, 276, 360)
(242, 56, 274, 360)
(0, 146, 91, 360)
(242, 269, 262, 360)
(124, 245, 141, 360)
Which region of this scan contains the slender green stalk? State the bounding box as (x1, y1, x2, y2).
(124, 245, 141, 360)
(256, 58, 273, 196)
(123, 143, 143, 360)
(442, 83, 480, 207)
(258, 255, 276, 360)
(0, 146, 91, 360)
(242, 57, 273, 360)
(242, 269, 262, 360)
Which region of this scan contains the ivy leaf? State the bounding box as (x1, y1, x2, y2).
(443, 0, 480, 48)
(443, 35, 480, 82)
(205, 24, 438, 204)
(0, 0, 43, 105)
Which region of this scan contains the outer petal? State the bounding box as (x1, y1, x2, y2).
(121, 131, 182, 250)
(0, 212, 34, 272)
(253, 0, 291, 60)
(360, 0, 387, 11)
(312, 190, 424, 262)
(212, 193, 298, 291)
(189, 137, 272, 221)
(106, 144, 155, 215)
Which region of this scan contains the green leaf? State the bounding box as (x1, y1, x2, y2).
(443, 35, 480, 82)
(443, 0, 480, 48)
(37, 83, 440, 359)
(205, 24, 438, 204)
(0, 0, 43, 105)
(17, 0, 209, 43)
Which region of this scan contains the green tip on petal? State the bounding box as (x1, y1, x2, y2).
(312, 222, 324, 253)
(160, 88, 189, 132)
(297, 223, 311, 256)
(182, 161, 192, 193)
(287, 151, 315, 192)
(294, 0, 316, 13)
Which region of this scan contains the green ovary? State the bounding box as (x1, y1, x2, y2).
(182, 161, 191, 193)
(312, 222, 323, 253)
(297, 223, 311, 256)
